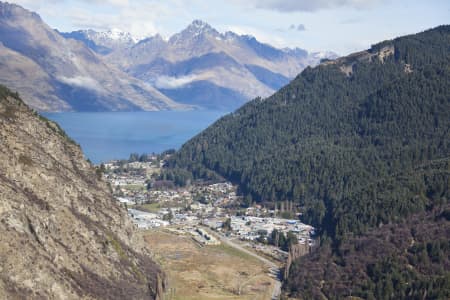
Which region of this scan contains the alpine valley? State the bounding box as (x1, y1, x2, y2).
(0, 1, 449, 300)
(165, 25, 450, 299)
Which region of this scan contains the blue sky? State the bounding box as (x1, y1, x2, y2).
(11, 0, 450, 55)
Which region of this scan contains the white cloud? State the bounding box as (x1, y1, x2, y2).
(226, 25, 287, 48)
(238, 0, 386, 12)
(58, 75, 105, 93)
(11, 0, 179, 39)
(89, 0, 130, 7)
(153, 74, 201, 89)
(9, 0, 60, 10)
(11, 0, 444, 56)
(57, 5, 160, 38)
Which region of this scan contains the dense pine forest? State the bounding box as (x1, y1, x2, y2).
(164, 26, 450, 298)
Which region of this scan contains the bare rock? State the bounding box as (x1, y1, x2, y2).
(0, 86, 165, 299)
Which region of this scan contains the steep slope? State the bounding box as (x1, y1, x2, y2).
(0, 85, 164, 299)
(67, 20, 336, 110)
(0, 2, 183, 112)
(285, 206, 450, 299)
(166, 26, 450, 297)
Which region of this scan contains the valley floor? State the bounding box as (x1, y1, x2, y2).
(142, 229, 278, 300)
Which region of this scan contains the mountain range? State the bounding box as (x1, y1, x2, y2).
(64, 20, 335, 110)
(0, 1, 336, 112)
(0, 2, 183, 112)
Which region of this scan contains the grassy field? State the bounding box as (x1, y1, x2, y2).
(143, 230, 275, 300)
(123, 184, 146, 191)
(134, 202, 162, 213)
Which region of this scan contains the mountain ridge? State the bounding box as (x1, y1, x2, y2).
(0, 1, 186, 112)
(65, 19, 337, 110)
(0, 2, 336, 111)
(0, 84, 165, 299)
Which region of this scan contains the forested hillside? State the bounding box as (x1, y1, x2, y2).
(285, 205, 450, 299)
(165, 26, 450, 298)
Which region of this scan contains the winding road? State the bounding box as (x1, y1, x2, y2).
(215, 233, 282, 300)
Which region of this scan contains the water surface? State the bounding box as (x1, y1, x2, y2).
(44, 110, 228, 164)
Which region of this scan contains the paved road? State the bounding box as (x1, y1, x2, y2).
(215, 234, 282, 300)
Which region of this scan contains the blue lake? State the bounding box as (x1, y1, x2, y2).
(43, 110, 228, 164)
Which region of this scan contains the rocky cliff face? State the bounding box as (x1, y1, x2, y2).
(0, 85, 164, 299)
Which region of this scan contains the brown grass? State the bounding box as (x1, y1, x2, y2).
(143, 230, 275, 300)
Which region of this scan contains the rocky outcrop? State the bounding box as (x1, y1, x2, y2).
(0, 85, 165, 299)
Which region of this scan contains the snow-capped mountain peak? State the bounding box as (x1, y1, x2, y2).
(93, 28, 139, 43)
(62, 28, 141, 53)
(184, 19, 219, 37)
